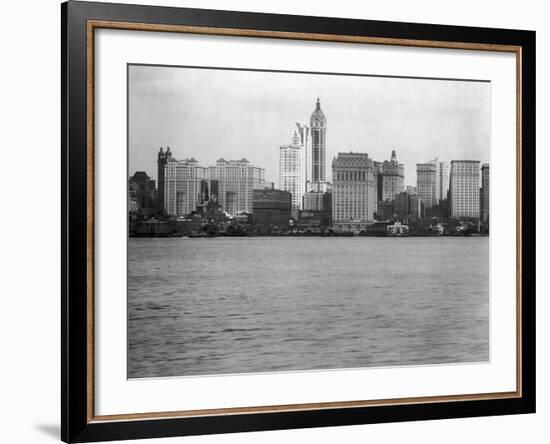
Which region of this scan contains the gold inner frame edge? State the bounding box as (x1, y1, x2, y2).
(85, 19, 523, 423)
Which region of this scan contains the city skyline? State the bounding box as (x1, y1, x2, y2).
(128, 65, 491, 187)
(133, 146, 488, 224)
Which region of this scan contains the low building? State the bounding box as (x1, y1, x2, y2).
(299, 210, 332, 228)
(296, 215, 323, 234)
(129, 216, 203, 237)
(361, 221, 391, 236)
(252, 188, 292, 234)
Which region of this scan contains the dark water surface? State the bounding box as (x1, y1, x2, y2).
(128, 237, 489, 378)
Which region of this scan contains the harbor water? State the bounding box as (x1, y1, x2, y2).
(128, 237, 489, 378)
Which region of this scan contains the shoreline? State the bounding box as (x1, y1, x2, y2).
(129, 233, 490, 239)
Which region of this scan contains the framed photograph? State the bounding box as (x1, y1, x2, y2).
(61, 1, 535, 442)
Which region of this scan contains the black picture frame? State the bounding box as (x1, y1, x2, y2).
(61, 1, 536, 442)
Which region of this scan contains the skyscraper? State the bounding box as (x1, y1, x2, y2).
(157, 146, 173, 214)
(381, 150, 405, 201)
(450, 160, 481, 218)
(209, 158, 265, 215)
(295, 122, 311, 191)
(164, 157, 209, 217)
(310, 98, 326, 183)
(279, 129, 305, 214)
(373, 161, 383, 204)
(395, 191, 420, 223)
(332, 152, 376, 225)
(434, 159, 450, 203)
(416, 162, 437, 209)
(480, 163, 490, 224)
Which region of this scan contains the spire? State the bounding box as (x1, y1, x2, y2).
(291, 129, 300, 147)
(391, 149, 397, 163)
(310, 96, 326, 131)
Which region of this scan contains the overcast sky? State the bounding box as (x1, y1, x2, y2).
(129, 64, 490, 187)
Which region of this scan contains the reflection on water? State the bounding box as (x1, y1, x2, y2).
(128, 237, 489, 378)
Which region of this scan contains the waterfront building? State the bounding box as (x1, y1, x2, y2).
(480, 163, 490, 224)
(310, 98, 327, 183)
(416, 162, 437, 210)
(164, 157, 209, 217)
(209, 158, 265, 215)
(129, 171, 156, 213)
(382, 150, 405, 201)
(252, 188, 292, 234)
(332, 152, 376, 226)
(395, 191, 420, 223)
(157, 146, 173, 214)
(279, 129, 305, 215)
(450, 160, 481, 218)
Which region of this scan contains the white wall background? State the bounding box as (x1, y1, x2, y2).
(0, 0, 546, 443)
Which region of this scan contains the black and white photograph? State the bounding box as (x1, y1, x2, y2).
(127, 64, 491, 379)
(1, 0, 543, 442)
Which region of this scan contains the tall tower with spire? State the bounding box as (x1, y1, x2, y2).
(382, 149, 405, 201)
(279, 129, 305, 216)
(310, 97, 326, 183)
